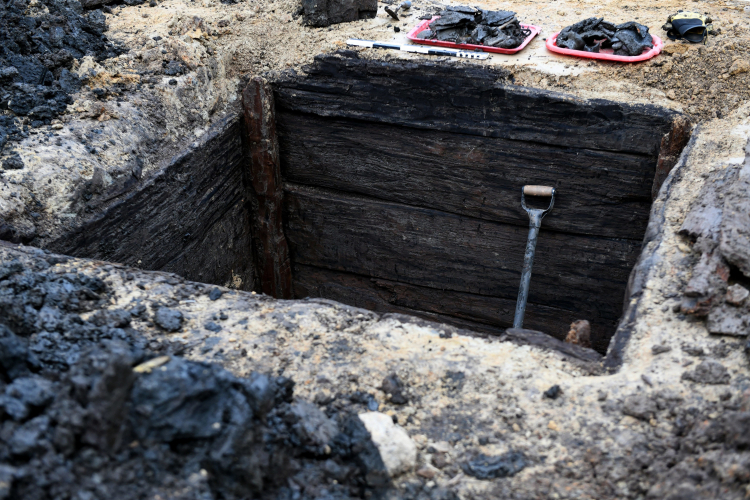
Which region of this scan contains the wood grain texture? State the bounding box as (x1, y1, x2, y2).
(284, 184, 641, 326)
(50, 114, 255, 290)
(242, 77, 293, 299)
(273, 53, 686, 156)
(294, 263, 617, 351)
(272, 54, 692, 352)
(277, 112, 655, 239)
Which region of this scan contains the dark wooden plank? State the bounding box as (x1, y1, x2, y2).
(283, 184, 641, 322)
(273, 53, 687, 156)
(278, 111, 654, 240)
(293, 264, 617, 352)
(242, 77, 293, 299)
(49, 115, 255, 290)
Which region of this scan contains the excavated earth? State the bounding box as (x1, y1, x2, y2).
(1, 0, 750, 498)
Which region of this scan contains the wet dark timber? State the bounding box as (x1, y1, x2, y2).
(266, 53, 691, 353)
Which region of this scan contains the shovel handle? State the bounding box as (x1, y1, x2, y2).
(523, 185, 555, 197)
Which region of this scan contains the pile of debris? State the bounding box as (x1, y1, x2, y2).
(0, 249, 400, 499)
(417, 6, 531, 49)
(555, 17, 654, 56)
(0, 0, 128, 153)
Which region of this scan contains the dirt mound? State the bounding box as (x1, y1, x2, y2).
(0, 249, 396, 499)
(0, 0, 128, 153)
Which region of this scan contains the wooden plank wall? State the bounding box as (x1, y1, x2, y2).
(266, 53, 691, 353)
(50, 114, 256, 291)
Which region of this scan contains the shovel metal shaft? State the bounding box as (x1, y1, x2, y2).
(513, 186, 556, 329)
(513, 213, 542, 329)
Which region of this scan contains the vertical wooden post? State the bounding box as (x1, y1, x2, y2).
(242, 77, 293, 299)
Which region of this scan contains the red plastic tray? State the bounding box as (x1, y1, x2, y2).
(406, 17, 540, 55)
(545, 32, 663, 62)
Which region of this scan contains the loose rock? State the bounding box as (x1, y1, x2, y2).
(462, 451, 527, 479)
(358, 411, 417, 477)
(153, 307, 183, 332)
(682, 360, 731, 384)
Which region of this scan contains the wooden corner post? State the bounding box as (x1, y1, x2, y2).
(242, 77, 293, 299)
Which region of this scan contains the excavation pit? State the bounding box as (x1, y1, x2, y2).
(51, 52, 692, 355)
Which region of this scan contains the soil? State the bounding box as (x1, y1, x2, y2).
(0, 0, 130, 152)
(0, 245, 400, 500)
(2, 227, 750, 499)
(0, 0, 749, 498)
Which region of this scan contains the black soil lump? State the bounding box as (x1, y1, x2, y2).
(0, 247, 395, 499)
(417, 6, 531, 49)
(555, 17, 653, 56)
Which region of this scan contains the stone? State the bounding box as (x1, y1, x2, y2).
(1, 376, 55, 421)
(10, 415, 50, 457)
(432, 452, 450, 469)
(708, 304, 748, 336)
(652, 344, 672, 355)
(2, 154, 24, 170)
(204, 321, 222, 332)
(726, 284, 749, 306)
(462, 451, 527, 479)
(543, 385, 561, 399)
(730, 60, 750, 76)
(153, 307, 183, 332)
(681, 360, 731, 385)
(622, 394, 657, 421)
(565, 319, 591, 348)
(358, 411, 417, 478)
(381, 374, 408, 405)
(416, 464, 438, 479)
(209, 287, 223, 300)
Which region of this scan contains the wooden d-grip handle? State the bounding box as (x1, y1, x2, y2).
(523, 185, 555, 197)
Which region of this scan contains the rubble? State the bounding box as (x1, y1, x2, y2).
(0, 0, 128, 152)
(679, 141, 750, 338)
(0, 245, 397, 500)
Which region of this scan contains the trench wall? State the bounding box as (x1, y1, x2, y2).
(42, 52, 690, 355)
(260, 53, 691, 352)
(49, 113, 256, 290)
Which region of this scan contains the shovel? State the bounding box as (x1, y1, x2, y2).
(513, 185, 556, 329)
